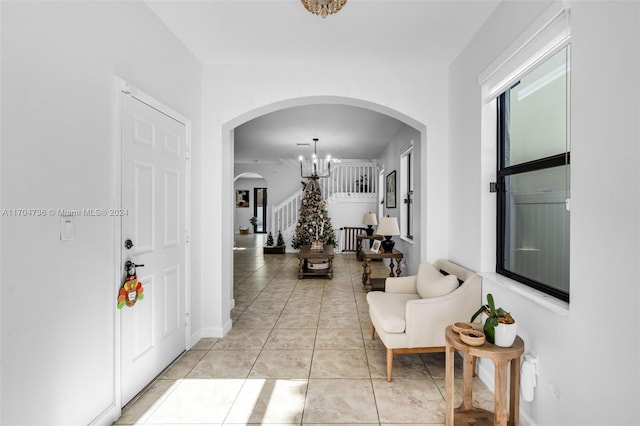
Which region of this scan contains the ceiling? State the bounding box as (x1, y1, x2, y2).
(146, 0, 502, 163)
(233, 104, 407, 163)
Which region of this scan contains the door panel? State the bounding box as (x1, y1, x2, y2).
(163, 169, 179, 247)
(132, 273, 154, 359)
(163, 266, 180, 335)
(121, 94, 186, 405)
(133, 161, 155, 253)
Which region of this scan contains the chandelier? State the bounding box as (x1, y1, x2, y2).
(301, 0, 347, 18)
(299, 138, 332, 179)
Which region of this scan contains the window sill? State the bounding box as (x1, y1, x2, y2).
(400, 236, 414, 244)
(479, 272, 569, 316)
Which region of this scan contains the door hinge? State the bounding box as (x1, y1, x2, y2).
(184, 230, 190, 244)
(185, 149, 191, 160)
(490, 182, 499, 193)
(184, 313, 190, 327)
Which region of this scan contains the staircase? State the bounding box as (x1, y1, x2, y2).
(270, 162, 378, 249)
(271, 190, 304, 246)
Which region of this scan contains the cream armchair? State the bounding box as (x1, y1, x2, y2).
(366, 259, 481, 381)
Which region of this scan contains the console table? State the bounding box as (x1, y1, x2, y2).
(445, 326, 524, 426)
(359, 248, 403, 291)
(356, 234, 383, 260)
(298, 245, 334, 279)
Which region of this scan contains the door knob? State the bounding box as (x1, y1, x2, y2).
(124, 239, 134, 249)
(125, 260, 144, 275)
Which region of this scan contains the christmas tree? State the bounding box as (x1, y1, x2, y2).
(265, 232, 274, 246)
(291, 178, 337, 249)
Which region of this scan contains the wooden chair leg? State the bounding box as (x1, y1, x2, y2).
(386, 348, 394, 381)
(370, 323, 376, 339)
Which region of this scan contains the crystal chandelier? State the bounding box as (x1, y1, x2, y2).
(299, 138, 332, 179)
(301, 0, 347, 18)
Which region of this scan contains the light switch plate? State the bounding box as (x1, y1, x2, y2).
(60, 216, 75, 241)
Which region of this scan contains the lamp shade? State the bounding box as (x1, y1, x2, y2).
(376, 216, 400, 236)
(362, 213, 377, 226)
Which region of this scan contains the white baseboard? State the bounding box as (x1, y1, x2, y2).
(198, 319, 233, 338)
(189, 328, 203, 347)
(88, 403, 118, 426)
(520, 410, 538, 426)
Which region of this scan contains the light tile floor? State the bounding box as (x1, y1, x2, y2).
(115, 234, 493, 425)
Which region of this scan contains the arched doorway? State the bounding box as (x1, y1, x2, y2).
(234, 172, 268, 235)
(220, 96, 428, 331)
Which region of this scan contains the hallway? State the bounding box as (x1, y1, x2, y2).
(115, 234, 492, 424)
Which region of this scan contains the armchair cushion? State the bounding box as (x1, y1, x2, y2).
(416, 262, 459, 299)
(367, 292, 420, 333)
(385, 275, 418, 294)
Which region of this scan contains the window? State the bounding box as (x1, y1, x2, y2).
(496, 45, 570, 302)
(400, 146, 414, 240)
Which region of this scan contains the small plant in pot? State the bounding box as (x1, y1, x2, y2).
(470, 293, 517, 347)
(249, 216, 258, 227)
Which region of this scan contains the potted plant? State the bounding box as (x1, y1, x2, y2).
(470, 293, 517, 347)
(249, 216, 258, 227)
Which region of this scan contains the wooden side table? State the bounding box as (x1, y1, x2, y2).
(297, 245, 334, 279)
(445, 326, 524, 426)
(360, 248, 403, 291)
(356, 234, 383, 260)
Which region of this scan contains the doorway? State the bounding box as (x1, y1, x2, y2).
(253, 187, 267, 233)
(378, 169, 385, 220)
(222, 96, 427, 343)
(119, 84, 190, 407)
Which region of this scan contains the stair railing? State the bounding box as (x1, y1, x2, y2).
(270, 162, 378, 247)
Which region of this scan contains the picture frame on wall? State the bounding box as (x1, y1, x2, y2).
(236, 190, 250, 208)
(385, 171, 396, 208)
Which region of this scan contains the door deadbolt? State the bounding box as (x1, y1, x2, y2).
(124, 239, 134, 249)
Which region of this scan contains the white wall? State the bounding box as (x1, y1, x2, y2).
(200, 64, 450, 338)
(327, 198, 378, 250)
(377, 125, 423, 275)
(234, 161, 303, 214)
(0, 1, 202, 424)
(449, 1, 640, 424)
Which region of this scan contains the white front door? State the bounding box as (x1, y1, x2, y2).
(120, 92, 187, 405)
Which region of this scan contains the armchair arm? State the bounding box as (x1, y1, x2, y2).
(403, 276, 482, 347)
(384, 275, 418, 294)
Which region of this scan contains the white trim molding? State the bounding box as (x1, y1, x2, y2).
(479, 2, 571, 101)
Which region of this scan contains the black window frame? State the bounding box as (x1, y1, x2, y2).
(496, 89, 570, 303)
(405, 150, 413, 240)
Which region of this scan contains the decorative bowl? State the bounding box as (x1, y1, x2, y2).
(452, 322, 474, 334)
(459, 329, 486, 346)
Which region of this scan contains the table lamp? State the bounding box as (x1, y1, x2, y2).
(362, 212, 377, 236)
(376, 216, 400, 252)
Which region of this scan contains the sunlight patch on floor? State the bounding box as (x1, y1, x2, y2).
(120, 378, 306, 424)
